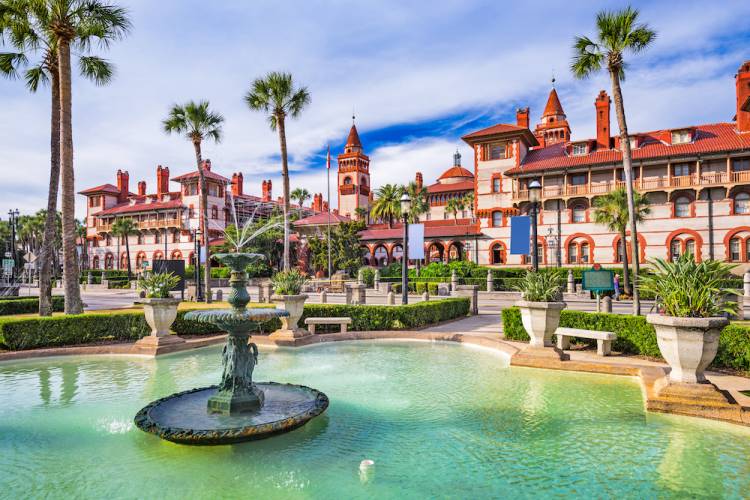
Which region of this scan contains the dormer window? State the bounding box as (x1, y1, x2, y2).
(628, 136, 639, 149)
(671, 129, 692, 145)
(572, 143, 588, 156)
(482, 142, 507, 161)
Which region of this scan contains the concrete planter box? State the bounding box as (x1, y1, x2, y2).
(647, 314, 728, 383)
(270, 294, 310, 339)
(516, 300, 566, 348)
(134, 297, 184, 347)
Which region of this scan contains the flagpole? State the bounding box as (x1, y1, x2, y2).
(326, 144, 332, 278)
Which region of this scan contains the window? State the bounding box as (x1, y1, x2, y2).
(185, 183, 198, 196)
(673, 163, 691, 177)
(745, 241, 750, 263)
(491, 211, 502, 227)
(188, 205, 195, 218)
(685, 239, 695, 258)
(483, 142, 506, 160)
(671, 129, 691, 144)
(616, 238, 626, 263)
(105, 234, 111, 246)
(491, 243, 506, 264)
(580, 242, 590, 263)
(572, 205, 586, 223)
(674, 196, 691, 217)
(567, 243, 578, 264)
(492, 177, 501, 193)
(154, 232, 161, 244)
(733, 158, 750, 172)
(208, 184, 220, 197)
(628, 136, 639, 149)
(735, 192, 750, 214)
(211, 205, 218, 219)
(730, 238, 741, 262)
(570, 174, 587, 185)
(343, 176, 352, 185)
(572, 143, 588, 156)
(670, 240, 682, 261)
(172, 231, 180, 243)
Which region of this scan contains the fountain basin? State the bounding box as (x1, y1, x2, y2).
(183, 308, 288, 333)
(134, 382, 329, 445)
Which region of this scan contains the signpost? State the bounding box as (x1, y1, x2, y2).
(582, 265, 614, 312)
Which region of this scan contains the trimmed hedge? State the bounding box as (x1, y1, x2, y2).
(0, 296, 65, 316)
(501, 307, 750, 371)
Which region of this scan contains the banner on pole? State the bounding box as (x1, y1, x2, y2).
(510, 216, 531, 255)
(408, 224, 425, 260)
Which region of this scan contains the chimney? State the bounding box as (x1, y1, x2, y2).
(137, 181, 146, 196)
(737, 61, 750, 133)
(261, 179, 272, 202)
(203, 159, 212, 171)
(231, 172, 243, 196)
(116, 170, 129, 202)
(156, 166, 164, 196)
(322, 201, 329, 212)
(595, 90, 611, 150)
(416, 172, 423, 189)
(162, 166, 170, 194)
(516, 107, 530, 129)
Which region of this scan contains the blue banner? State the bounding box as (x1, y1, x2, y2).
(510, 216, 531, 255)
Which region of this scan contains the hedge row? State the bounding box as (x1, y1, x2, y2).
(0, 298, 470, 350)
(0, 296, 65, 316)
(501, 307, 750, 371)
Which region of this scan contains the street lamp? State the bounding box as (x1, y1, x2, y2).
(7, 209, 19, 282)
(194, 228, 203, 302)
(400, 193, 411, 305)
(528, 180, 542, 272)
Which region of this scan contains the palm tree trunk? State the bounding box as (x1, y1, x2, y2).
(610, 70, 640, 315)
(39, 68, 61, 316)
(125, 236, 132, 280)
(620, 227, 631, 295)
(57, 40, 83, 314)
(277, 114, 291, 271)
(193, 141, 211, 302)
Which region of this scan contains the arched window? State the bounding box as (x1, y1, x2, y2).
(105, 234, 111, 246)
(580, 242, 590, 263)
(154, 231, 161, 244)
(567, 243, 578, 264)
(492, 211, 502, 227)
(188, 205, 195, 218)
(491, 243, 506, 264)
(685, 239, 695, 258)
(670, 239, 682, 261)
(674, 196, 691, 217)
(492, 178, 501, 193)
(572, 205, 586, 223)
(92, 256, 100, 269)
(730, 237, 741, 261)
(344, 176, 352, 185)
(172, 231, 180, 243)
(616, 238, 625, 263)
(137, 233, 144, 245)
(361, 177, 367, 186)
(735, 192, 750, 214)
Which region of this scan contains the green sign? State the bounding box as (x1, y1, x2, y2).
(2, 259, 13, 275)
(582, 269, 614, 292)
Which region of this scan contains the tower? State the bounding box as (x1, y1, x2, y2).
(337, 120, 370, 219)
(534, 83, 571, 147)
(737, 61, 750, 133)
(595, 90, 611, 150)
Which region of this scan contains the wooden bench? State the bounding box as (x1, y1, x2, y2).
(555, 327, 617, 356)
(304, 317, 352, 334)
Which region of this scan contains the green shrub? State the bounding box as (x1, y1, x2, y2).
(514, 270, 564, 302)
(138, 272, 180, 298)
(714, 325, 750, 372)
(107, 279, 131, 289)
(358, 266, 376, 287)
(271, 269, 307, 295)
(0, 296, 65, 316)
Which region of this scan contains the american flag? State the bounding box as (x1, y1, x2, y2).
(326, 144, 331, 169)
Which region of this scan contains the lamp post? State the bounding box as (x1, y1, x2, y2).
(528, 180, 541, 272)
(194, 228, 203, 302)
(7, 209, 19, 282)
(400, 193, 411, 305)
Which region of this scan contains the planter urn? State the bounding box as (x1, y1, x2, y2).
(647, 314, 728, 384)
(135, 297, 184, 347)
(515, 300, 566, 348)
(270, 294, 310, 339)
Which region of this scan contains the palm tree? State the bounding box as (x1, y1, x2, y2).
(245, 72, 311, 271)
(463, 192, 475, 219)
(1, 0, 119, 315)
(163, 100, 224, 302)
(354, 206, 369, 223)
(593, 188, 650, 296)
(572, 6, 656, 315)
(445, 198, 460, 221)
(403, 181, 428, 223)
(291, 187, 311, 208)
(111, 217, 137, 279)
(370, 184, 401, 228)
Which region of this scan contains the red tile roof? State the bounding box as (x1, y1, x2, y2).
(427, 180, 474, 194)
(293, 212, 351, 226)
(542, 88, 565, 117)
(437, 166, 473, 180)
(461, 122, 539, 146)
(346, 124, 362, 148)
(78, 183, 121, 195)
(97, 199, 184, 216)
(359, 219, 480, 241)
(507, 123, 750, 175)
(171, 168, 230, 183)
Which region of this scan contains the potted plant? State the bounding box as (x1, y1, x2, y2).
(514, 270, 566, 349)
(642, 254, 738, 384)
(270, 269, 310, 339)
(135, 272, 183, 346)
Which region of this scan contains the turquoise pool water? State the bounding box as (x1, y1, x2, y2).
(1, 341, 749, 498)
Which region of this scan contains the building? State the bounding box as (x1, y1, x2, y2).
(337, 122, 371, 219)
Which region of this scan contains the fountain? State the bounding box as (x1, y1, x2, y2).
(134, 252, 329, 445)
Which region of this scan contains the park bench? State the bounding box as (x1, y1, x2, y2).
(304, 317, 352, 334)
(555, 327, 617, 356)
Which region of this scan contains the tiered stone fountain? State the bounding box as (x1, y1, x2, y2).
(134, 253, 329, 445)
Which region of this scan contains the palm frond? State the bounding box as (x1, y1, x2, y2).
(0, 50, 27, 77)
(77, 54, 112, 85)
(24, 62, 48, 90)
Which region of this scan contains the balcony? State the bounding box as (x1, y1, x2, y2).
(96, 217, 183, 233)
(340, 184, 356, 195)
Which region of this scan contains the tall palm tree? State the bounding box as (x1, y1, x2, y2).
(354, 206, 369, 223)
(111, 217, 137, 280)
(445, 198, 460, 221)
(245, 72, 311, 271)
(370, 184, 401, 228)
(403, 181, 428, 223)
(45, 0, 129, 314)
(1, 0, 118, 315)
(291, 187, 311, 208)
(463, 192, 475, 219)
(163, 100, 224, 302)
(572, 6, 656, 315)
(593, 188, 650, 295)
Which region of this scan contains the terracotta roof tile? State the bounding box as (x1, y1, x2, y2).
(97, 199, 184, 216)
(78, 183, 121, 195)
(542, 88, 565, 117)
(346, 124, 362, 148)
(293, 212, 351, 226)
(171, 168, 230, 183)
(426, 180, 474, 194)
(359, 219, 480, 241)
(437, 166, 474, 180)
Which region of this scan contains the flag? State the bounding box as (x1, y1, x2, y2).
(326, 144, 330, 170)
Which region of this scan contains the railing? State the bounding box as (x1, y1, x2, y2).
(339, 184, 356, 195)
(96, 218, 182, 232)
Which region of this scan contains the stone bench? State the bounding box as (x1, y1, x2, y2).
(555, 327, 617, 356)
(304, 317, 352, 334)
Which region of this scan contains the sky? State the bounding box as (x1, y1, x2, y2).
(2, 0, 750, 218)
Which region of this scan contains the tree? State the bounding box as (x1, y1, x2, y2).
(1, 0, 119, 315)
(445, 198, 460, 221)
(463, 192, 475, 218)
(308, 221, 366, 276)
(291, 187, 311, 207)
(354, 206, 369, 223)
(572, 6, 656, 315)
(593, 188, 650, 295)
(111, 217, 137, 279)
(245, 72, 310, 271)
(370, 184, 401, 228)
(163, 100, 224, 302)
(402, 181, 428, 223)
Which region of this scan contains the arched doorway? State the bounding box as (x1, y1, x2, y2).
(391, 244, 403, 263)
(92, 256, 100, 270)
(447, 242, 464, 261)
(373, 245, 388, 267)
(104, 253, 114, 270)
(171, 249, 183, 261)
(427, 242, 444, 263)
(136, 252, 147, 270)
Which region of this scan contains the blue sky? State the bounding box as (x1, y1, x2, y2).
(2, 0, 750, 217)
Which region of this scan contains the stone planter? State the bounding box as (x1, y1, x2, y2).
(270, 294, 310, 339)
(515, 300, 566, 348)
(135, 297, 184, 347)
(647, 314, 728, 383)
